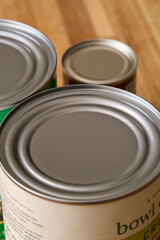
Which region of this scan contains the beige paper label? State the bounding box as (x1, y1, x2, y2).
(0, 167, 159, 240)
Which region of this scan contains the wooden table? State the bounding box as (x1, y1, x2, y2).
(0, 0, 160, 110)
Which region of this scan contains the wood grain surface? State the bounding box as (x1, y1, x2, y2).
(0, 0, 160, 110)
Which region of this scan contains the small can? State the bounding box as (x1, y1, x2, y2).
(62, 39, 137, 93)
(0, 85, 160, 240)
(0, 19, 57, 239)
(0, 19, 57, 124)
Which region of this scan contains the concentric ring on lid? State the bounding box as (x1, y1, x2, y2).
(0, 85, 159, 203)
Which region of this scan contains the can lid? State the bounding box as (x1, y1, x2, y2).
(0, 85, 159, 203)
(62, 39, 137, 85)
(0, 19, 57, 109)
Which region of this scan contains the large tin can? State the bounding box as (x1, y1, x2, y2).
(0, 19, 57, 124)
(0, 85, 159, 240)
(62, 39, 137, 93)
(0, 19, 57, 239)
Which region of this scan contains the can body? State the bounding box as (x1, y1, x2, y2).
(0, 85, 159, 240)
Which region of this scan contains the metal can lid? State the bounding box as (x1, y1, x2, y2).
(0, 19, 57, 109)
(62, 39, 137, 85)
(0, 85, 159, 203)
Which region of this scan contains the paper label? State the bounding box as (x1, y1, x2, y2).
(0, 167, 159, 240)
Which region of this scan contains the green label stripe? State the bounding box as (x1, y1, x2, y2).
(42, 76, 56, 90)
(0, 221, 5, 240)
(123, 213, 160, 240)
(0, 106, 14, 124)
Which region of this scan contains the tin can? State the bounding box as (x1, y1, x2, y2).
(62, 39, 137, 93)
(0, 19, 57, 124)
(0, 85, 160, 240)
(0, 19, 57, 239)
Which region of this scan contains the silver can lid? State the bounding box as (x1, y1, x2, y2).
(0, 85, 159, 203)
(0, 19, 57, 109)
(62, 39, 137, 85)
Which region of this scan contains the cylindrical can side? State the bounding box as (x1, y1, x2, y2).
(63, 73, 136, 93)
(115, 74, 136, 93)
(0, 167, 160, 240)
